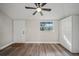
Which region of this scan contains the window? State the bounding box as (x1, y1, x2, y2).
(40, 22, 53, 31)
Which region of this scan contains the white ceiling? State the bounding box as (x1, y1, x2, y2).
(0, 3, 79, 20)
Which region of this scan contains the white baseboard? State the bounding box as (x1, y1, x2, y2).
(15, 42, 60, 44)
(0, 42, 14, 50)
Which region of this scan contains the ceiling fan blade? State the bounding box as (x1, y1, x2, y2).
(35, 3, 38, 7)
(25, 6, 36, 9)
(41, 3, 47, 7)
(33, 11, 37, 15)
(38, 3, 40, 7)
(40, 11, 43, 16)
(42, 8, 51, 11)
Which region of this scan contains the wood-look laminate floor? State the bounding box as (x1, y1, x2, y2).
(0, 43, 79, 56)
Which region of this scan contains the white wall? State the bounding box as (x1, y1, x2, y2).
(22, 19, 58, 43)
(25, 19, 40, 43)
(72, 16, 79, 53)
(14, 19, 59, 43)
(0, 10, 13, 49)
(59, 16, 72, 51)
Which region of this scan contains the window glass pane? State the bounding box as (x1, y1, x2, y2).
(40, 22, 53, 31)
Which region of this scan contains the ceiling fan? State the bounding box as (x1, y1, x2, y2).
(25, 3, 52, 16)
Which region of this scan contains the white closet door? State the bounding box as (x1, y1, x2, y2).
(14, 20, 26, 43)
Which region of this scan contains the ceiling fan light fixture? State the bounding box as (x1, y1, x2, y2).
(25, 3, 51, 16)
(36, 8, 42, 12)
